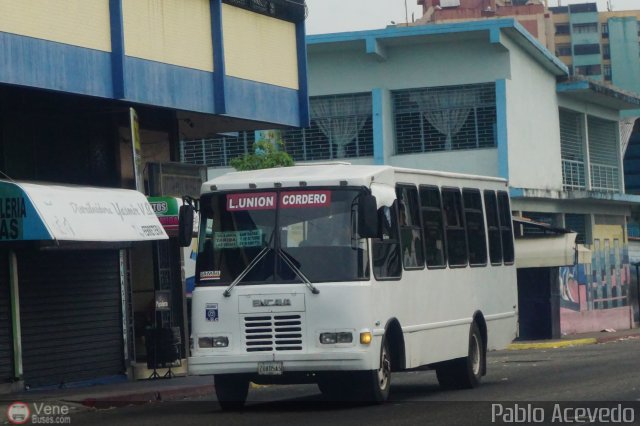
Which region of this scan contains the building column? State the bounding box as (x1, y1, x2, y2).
(496, 79, 509, 180)
(372, 88, 385, 165)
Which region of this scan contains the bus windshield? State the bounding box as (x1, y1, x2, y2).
(195, 188, 370, 286)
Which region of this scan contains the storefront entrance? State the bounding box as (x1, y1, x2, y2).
(18, 250, 125, 388)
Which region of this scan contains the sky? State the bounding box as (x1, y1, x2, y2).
(305, 0, 640, 35)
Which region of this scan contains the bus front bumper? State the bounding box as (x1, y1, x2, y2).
(188, 351, 374, 376)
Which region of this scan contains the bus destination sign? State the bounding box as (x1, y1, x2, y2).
(226, 191, 331, 211)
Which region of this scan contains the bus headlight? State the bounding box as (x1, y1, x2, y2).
(198, 336, 229, 348)
(320, 332, 353, 344)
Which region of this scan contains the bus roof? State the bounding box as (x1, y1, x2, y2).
(202, 164, 507, 193)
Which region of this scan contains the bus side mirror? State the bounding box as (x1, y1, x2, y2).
(178, 204, 194, 247)
(358, 194, 379, 238)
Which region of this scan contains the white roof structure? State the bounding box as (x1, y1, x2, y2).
(202, 164, 507, 193)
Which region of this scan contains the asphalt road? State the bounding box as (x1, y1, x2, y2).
(69, 337, 640, 426)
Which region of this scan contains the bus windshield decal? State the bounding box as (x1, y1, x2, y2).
(227, 192, 276, 211)
(214, 230, 263, 249)
(280, 191, 331, 209)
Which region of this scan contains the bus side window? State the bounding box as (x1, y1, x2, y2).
(463, 189, 487, 267)
(419, 185, 446, 268)
(372, 203, 402, 280)
(497, 191, 515, 264)
(483, 190, 503, 265)
(396, 185, 425, 269)
(442, 188, 468, 267)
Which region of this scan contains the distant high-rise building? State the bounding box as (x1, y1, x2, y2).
(550, 2, 640, 94)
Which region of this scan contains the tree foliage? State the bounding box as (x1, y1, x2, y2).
(230, 140, 294, 171)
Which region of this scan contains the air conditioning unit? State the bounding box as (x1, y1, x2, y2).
(440, 0, 461, 7)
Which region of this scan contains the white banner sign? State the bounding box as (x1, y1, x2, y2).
(0, 180, 168, 242)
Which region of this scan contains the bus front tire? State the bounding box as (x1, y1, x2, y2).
(358, 338, 391, 403)
(436, 322, 484, 390)
(319, 339, 391, 403)
(214, 374, 249, 411)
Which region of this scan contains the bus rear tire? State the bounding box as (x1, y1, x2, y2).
(214, 374, 249, 411)
(436, 322, 484, 390)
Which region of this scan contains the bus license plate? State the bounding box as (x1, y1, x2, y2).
(258, 361, 283, 375)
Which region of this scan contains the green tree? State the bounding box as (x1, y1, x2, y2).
(230, 140, 294, 171)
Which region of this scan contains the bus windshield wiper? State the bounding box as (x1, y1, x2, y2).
(223, 245, 271, 297)
(279, 249, 319, 295)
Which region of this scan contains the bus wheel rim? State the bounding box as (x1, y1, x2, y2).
(471, 334, 481, 376)
(378, 345, 390, 389)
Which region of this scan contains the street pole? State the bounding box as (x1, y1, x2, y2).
(404, 0, 409, 25)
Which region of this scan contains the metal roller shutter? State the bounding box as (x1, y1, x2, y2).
(0, 250, 14, 382)
(19, 250, 124, 388)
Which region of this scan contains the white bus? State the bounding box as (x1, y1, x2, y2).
(181, 164, 517, 409)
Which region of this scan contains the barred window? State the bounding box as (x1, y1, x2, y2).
(565, 213, 587, 244)
(556, 44, 572, 56)
(574, 64, 601, 76)
(180, 132, 255, 167)
(283, 93, 373, 161)
(393, 83, 496, 155)
(588, 116, 620, 192)
(560, 109, 586, 190)
(603, 64, 612, 81)
(572, 23, 598, 34)
(573, 44, 600, 55)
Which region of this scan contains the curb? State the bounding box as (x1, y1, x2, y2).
(507, 338, 597, 350)
(79, 384, 214, 409)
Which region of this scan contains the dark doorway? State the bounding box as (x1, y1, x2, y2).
(517, 268, 560, 340)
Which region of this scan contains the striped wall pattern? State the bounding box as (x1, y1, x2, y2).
(0, 0, 307, 127)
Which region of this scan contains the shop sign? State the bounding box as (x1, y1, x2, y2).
(0, 180, 168, 242)
(148, 197, 180, 231)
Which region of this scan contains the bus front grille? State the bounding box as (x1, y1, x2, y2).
(244, 314, 303, 352)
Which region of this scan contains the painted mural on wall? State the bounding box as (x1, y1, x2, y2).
(560, 240, 630, 312)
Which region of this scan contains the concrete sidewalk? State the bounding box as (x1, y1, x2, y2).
(507, 327, 640, 350)
(0, 375, 214, 415)
(1, 328, 638, 415)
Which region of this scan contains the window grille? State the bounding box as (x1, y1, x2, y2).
(283, 93, 373, 161)
(393, 83, 496, 155)
(555, 24, 570, 35)
(573, 44, 600, 55)
(521, 212, 556, 236)
(556, 44, 572, 56)
(560, 109, 586, 190)
(588, 116, 620, 191)
(572, 23, 598, 34)
(180, 132, 254, 167)
(565, 214, 587, 244)
(603, 44, 610, 59)
(574, 64, 601, 76)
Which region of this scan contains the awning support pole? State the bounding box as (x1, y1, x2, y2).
(9, 250, 23, 379)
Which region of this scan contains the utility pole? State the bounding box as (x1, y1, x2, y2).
(404, 0, 409, 25)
